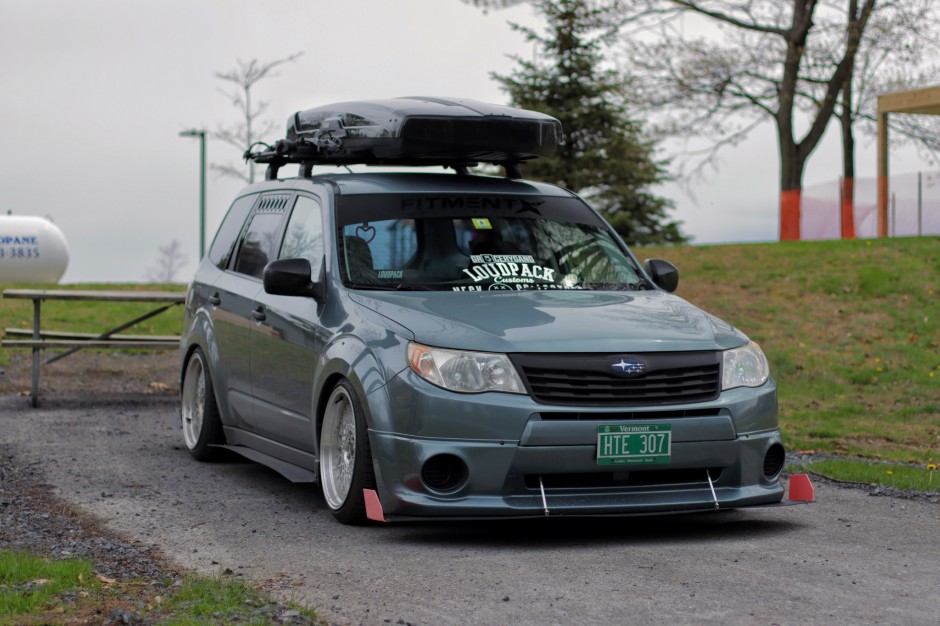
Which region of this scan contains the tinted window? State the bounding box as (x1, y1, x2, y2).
(208, 194, 255, 269)
(336, 195, 644, 292)
(233, 209, 286, 279)
(279, 195, 324, 276)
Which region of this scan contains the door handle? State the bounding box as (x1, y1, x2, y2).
(250, 307, 266, 322)
(208, 293, 221, 306)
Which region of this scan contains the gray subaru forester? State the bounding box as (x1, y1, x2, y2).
(179, 97, 786, 524)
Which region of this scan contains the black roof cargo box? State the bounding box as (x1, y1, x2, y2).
(247, 97, 562, 178)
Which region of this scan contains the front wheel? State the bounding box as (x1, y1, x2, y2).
(180, 348, 224, 461)
(319, 380, 375, 525)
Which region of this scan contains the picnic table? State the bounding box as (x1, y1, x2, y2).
(1, 289, 185, 406)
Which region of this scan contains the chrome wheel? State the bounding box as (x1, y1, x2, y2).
(321, 385, 358, 510)
(179, 348, 223, 461)
(181, 355, 206, 451)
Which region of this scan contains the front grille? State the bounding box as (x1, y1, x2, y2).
(510, 352, 721, 407)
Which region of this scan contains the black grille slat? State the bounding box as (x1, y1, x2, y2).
(537, 408, 722, 421)
(511, 352, 721, 407)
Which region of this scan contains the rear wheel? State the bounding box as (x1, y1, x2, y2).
(180, 348, 224, 461)
(319, 380, 375, 524)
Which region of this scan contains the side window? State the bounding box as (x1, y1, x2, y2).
(208, 194, 255, 269)
(279, 195, 324, 276)
(232, 195, 290, 279)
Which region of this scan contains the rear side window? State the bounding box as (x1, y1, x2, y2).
(279, 195, 324, 276)
(208, 194, 255, 269)
(232, 195, 290, 279)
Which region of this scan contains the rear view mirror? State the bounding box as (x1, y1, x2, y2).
(642, 258, 679, 293)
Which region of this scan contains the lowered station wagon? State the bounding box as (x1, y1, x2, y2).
(179, 97, 788, 524)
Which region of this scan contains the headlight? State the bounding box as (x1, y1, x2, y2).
(407, 342, 525, 394)
(722, 341, 770, 390)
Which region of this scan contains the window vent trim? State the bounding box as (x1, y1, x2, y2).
(255, 194, 292, 214)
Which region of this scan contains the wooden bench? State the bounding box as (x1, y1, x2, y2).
(1, 289, 185, 406)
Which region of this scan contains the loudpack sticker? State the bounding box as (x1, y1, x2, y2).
(462, 261, 555, 284)
(454, 256, 584, 292)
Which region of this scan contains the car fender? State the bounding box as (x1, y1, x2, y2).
(314, 333, 404, 438)
(180, 295, 236, 426)
(313, 333, 402, 509)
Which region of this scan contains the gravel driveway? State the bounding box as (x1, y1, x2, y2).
(1, 353, 939, 625)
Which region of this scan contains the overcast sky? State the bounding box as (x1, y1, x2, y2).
(0, 0, 931, 283)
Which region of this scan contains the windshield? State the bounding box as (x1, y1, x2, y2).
(336, 194, 647, 292)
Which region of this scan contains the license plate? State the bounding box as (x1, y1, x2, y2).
(596, 424, 672, 465)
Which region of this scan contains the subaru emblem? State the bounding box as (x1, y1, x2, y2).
(611, 357, 646, 377)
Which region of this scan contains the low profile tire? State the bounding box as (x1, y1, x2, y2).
(319, 380, 376, 525)
(180, 348, 224, 461)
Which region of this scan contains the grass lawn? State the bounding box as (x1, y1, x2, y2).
(0, 283, 186, 367)
(0, 549, 320, 625)
(636, 236, 940, 469)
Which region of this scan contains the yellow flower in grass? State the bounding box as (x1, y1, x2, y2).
(928, 464, 937, 472)
(886, 470, 893, 476)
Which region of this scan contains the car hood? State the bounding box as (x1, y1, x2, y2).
(348, 290, 747, 353)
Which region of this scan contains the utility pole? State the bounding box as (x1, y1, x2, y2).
(179, 129, 207, 258)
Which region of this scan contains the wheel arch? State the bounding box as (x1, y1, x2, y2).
(180, 310, 230, 424)
(313, 335, 396, 450)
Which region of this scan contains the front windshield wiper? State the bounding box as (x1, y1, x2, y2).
(393, 283, 434, 291)
(578, 282, 650, 291)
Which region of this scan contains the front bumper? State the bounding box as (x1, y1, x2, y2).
(370, 432, 784, 520)
(367, 371, 785, 520)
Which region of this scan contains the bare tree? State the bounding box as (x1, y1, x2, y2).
(146, 240, 189, 283)
(212, 52, 303, 184)
(468, 1, 940, 240)
(813, 1, 938, 237)
(839, 8, 940, 157)
(616, 1, 890, 240)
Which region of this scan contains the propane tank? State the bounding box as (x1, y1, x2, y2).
(0, 214, 69, 283)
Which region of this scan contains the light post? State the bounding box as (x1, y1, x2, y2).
(179, 129, 207, 259)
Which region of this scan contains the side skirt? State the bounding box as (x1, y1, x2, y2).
(217, 426, 318, 483)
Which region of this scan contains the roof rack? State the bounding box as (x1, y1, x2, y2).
(244, 97, 562, 181)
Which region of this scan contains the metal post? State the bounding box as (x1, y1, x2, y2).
(877, 112, 890, 237)
(918, 171, 923, 237)
(199, 132, 206, 257)
(180, 129, 208, 259)
(891, 193, 896, 237)
(31, 299, 40, 407)
(839, 176, 844, 238)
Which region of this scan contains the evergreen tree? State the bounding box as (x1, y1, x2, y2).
(494, 0, 685, 244)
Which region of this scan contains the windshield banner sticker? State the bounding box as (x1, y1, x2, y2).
(470, 254, 534, 264)
(462, 261, 556, 284)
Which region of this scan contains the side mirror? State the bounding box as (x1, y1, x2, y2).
(263, 258, 326, 301)
(642, 258, 679, 293)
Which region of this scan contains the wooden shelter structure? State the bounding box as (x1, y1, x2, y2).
(877, 85, 940, 236)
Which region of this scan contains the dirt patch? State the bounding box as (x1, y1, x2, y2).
(0, 350, 180, 404)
